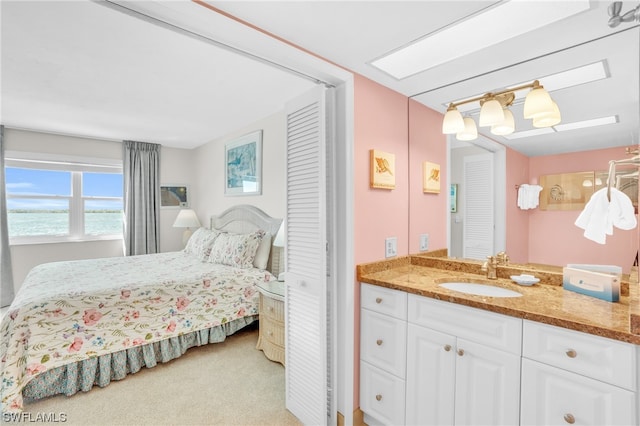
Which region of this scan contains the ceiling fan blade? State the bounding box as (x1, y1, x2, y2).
(608, 1, 623, 17)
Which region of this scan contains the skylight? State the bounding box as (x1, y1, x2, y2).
(370, 0, 592, 79)
(503, 115, 618, 139)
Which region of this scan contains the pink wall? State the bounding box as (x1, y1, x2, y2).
(353, 74, 409, 407)
(505, 147, 530, 263)
(408, 99, 448, 253)
(528, 146, 639, 272)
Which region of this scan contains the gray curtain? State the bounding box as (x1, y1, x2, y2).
(1, 126, 15, 307)
(123, 141, 161, 256)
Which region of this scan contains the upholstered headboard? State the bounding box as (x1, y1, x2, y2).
(210, 205, 283, 277)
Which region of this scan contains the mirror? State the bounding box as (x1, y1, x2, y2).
(409, 25, 640, 273)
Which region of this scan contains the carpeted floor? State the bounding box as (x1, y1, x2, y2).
(22, 325, 300, 425)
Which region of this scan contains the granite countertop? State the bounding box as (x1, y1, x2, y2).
(357, 254, 640, 345)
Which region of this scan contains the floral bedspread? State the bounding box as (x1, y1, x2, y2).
(0, 251, 273, 413)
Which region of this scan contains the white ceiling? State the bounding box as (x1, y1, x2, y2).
(2, 1, 638, 157)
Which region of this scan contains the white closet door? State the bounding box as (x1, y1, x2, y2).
(284, 85, 329, 425)
(463, 153, 494, 260)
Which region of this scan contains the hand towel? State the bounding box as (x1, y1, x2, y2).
(517, 184, 543, 210)
(575, 187, 637, 244)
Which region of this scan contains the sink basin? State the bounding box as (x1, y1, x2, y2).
(439, 282, 522, 298)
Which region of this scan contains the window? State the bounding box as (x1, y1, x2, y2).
(5, 155, 123, 243)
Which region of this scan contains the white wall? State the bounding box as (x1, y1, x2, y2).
(192, 111, 286, 222)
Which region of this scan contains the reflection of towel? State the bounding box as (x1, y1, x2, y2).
(575, 187, 637, 244)
(517, 184, 543, 210)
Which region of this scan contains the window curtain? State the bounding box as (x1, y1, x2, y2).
(123, 141, 160, 256)
(1, 126, 15, 307)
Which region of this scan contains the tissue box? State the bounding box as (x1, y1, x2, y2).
(562, 265, 621, 302)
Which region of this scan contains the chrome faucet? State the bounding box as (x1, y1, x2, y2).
(481, 255, 498, 279)
(496, 251, 510, 266)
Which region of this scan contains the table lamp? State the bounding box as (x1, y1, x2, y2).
(173, 209, 201, 246)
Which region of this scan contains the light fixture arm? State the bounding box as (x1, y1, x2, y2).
(448, 80, 541, 109)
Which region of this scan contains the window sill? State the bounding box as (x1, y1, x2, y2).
(9, 235, 123, 246)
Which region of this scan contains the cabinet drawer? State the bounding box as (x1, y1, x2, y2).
(260, 315, 285, 347)
(260, 293, 284, 322)
(360, 361, 405, 426)
(361, 309, 407, 378)
(521, 359, 635, 426)
(361, 283, 407, 320)
(408, 294, 522, 355)
(523, 320, 636, 390)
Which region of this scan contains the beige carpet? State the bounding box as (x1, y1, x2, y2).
(23, 325, 301, 426)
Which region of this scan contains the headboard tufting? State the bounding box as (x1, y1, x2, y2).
(210, 205, 283, 277)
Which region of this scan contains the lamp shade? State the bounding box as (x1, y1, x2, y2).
(456, 117, 478, 141)
(491, 108, 515, 135)
(173, 209, 201, 228)
(272, 222, 285, 247)
(523, 85, 554, 119)
(532, 101, 561, 127)
(478, 98, 505, 127)
(442, 106, 465, 134)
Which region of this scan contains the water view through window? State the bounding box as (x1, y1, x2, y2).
(6, 167, 123, 238)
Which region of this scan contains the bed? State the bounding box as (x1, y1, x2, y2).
(0, 205, 282, 413)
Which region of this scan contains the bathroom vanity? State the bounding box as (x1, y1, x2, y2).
(357, 255, 640, 426)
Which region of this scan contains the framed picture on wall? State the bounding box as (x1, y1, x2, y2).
(160, 185, 189, 208)
(423, 161, 441, 194)
(370, 149, 396, 189)
(225, 130, 263, 196)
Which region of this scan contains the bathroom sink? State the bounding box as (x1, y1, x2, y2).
(439, 282, 522, 298)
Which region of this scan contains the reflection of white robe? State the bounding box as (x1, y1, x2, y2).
(575, 187, 637, 244)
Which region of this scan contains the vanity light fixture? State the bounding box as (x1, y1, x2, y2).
(442, 80, 560, 141)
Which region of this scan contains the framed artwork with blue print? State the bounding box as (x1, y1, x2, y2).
(225, 130, 263, 196)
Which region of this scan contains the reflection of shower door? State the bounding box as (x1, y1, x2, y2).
(463, 153, 494, 260)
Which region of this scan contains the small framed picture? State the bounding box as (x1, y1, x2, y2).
(161, 185, 189, 208)
(370, 149, 396, 189)
(225, 130, 263, 196)
(423, 161, 441, 194)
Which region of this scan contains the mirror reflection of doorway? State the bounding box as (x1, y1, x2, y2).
(448, 135, 506, 260)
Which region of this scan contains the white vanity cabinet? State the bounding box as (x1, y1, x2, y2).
(360, 283, 408, 426)
(521, 320, 637, 426)
(406, 295, 522, 426)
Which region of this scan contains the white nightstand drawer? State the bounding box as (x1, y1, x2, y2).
(261, 293, 284, 322)
(523, 320, 636, 391)
(361, 283, 407, 320)
(360, 361, 406, 426)
(361, 309, 407, 378)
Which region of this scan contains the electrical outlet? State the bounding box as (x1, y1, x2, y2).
(385, 237, 397, 258)
(420, 233, 429, 251)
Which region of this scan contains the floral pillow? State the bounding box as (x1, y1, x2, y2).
(208, 229, 265, 268)
(184, 228, 222, 260)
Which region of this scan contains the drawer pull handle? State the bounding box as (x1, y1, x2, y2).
(457, 349, 464, 356)
(268, 306, 274, 312)
(444, 344, 452, 352)
(376, 339, 383, 346)
(564, 413, 575, 424)
(375, 297, 383, 304)
(375, 394, 382, 402)
(566, 349, 577, 358)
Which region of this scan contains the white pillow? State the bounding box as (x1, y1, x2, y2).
(208, 229, 265, 268)
(253, 232, 272, 270)
(184, 228, 222, 261)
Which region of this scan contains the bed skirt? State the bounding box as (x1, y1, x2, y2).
(22, 315, 258, 404)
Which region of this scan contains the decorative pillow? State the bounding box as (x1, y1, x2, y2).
(253, 232, 272, 270)
(184, 228, 222, 261)
(208, 229, 265, 268)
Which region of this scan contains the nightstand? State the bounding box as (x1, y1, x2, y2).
(256, 280, 285, 366)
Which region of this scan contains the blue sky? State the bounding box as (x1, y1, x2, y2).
(6, 168, 123, 210)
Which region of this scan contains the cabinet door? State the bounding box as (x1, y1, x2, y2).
(521, 359, 635, 426)
(454, 338, 521, 426)
(361, 309, 407, 378)
(406, 324, 456, 426)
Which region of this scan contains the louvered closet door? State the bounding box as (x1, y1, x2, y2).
(463, 152, 494, 260)
(284, 85, 329, 425)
